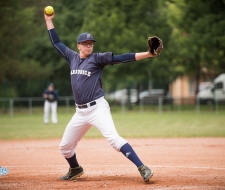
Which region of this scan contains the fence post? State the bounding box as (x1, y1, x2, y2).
(66, 97, 70, 114)
(29, 98, 32, 116)
(196, 97, 200, 114)
(215, 100, 218, 114)
(140, 99, 143, 113)
(121, 100, 126, 114)
(158, 97, 162, 114)
(177, 98, 181, 112)
(10, 99, 14, 117)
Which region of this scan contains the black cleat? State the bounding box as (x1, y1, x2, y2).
(138, 165, 154, 182)
(60, 166, 84, 180)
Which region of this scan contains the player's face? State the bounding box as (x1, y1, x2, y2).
(77, 40, 94, 58)
(48, 86, 54, 92)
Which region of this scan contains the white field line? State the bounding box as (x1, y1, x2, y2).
(4, 164, 225, 170)
(152, 187, 225, 190)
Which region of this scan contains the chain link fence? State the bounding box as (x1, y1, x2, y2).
(0, 96, 224, 117)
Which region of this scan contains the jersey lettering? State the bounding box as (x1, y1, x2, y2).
(71, 69, 91, 77)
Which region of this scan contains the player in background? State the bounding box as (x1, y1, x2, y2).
(44, 9, 158, 182)
(42, 83, 59, 124)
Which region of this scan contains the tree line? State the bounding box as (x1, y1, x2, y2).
(0, 0, 224, 98)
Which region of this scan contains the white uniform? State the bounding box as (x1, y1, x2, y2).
(47, 30, 132, 155)
(47, 29, 153, 182)
(44, 100, 58, 124)
(43, 84, 59, 124)
(60, 97, 127, 158)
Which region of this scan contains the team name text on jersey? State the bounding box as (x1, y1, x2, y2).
(71, 69, 91, 77)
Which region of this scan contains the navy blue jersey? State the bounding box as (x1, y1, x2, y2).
(48, 29, 136, 104)
(66, 49, 112, 104)
(43, 89, 59, 102)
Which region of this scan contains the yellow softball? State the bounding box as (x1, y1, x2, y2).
(45, 6, 54, 16)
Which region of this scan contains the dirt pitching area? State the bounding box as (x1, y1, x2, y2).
(0, 138, 225, 190)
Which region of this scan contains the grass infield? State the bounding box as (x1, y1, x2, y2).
(0, 111, 225, 140)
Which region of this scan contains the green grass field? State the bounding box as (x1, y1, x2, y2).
(0, 111, 225, 140)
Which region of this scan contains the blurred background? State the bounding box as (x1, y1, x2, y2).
(1, 0, 225, 115)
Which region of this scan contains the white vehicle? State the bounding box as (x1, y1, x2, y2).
(139, 89, 173, 105)
(139, 89, 164, 100)
(198, 82, 212, 92)
(107, 89, 138, 104)
(197, 73, 225, 104)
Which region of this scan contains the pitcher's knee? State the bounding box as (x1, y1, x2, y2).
(59, 144, 75, 158)
(108, 136, 127, 151)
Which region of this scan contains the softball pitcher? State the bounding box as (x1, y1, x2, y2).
(44, 8, 162, 182)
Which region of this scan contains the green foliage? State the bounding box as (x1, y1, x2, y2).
(81, 0, 173, 91)
(22, 0, 89, 81)
(1, 0, 225, 97)
(0, 1, 52, 83)
(188, 1, 225, 68)
(166, 0, 225, 93)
